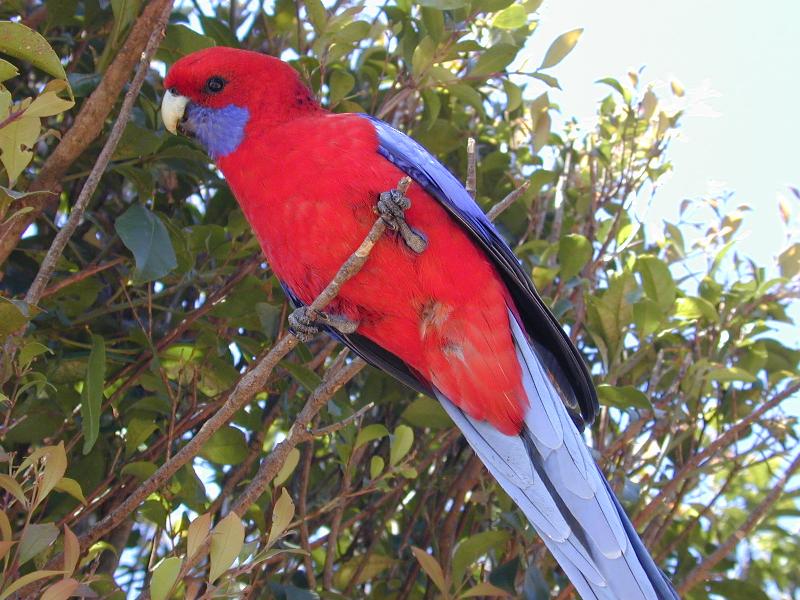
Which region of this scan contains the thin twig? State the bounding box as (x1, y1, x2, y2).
(24, 11, 169, 307)
(311, 402, 374, 437)
(466, 137, 477, 198)
(40, 257, 125, 299)
(486, 181, 529, 222)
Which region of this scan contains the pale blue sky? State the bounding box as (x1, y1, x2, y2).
(523, 0, 799, 269)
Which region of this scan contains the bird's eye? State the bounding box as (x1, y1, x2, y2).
(205, 76, 226, 94)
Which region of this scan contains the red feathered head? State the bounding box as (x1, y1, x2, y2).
(162, 47, 320, 158)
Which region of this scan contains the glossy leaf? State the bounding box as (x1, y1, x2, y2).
(209, 513, 245, 582)
(539, 28, 583, 69)
(81, 335, 106, 455)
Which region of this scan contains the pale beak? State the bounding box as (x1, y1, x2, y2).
(161, 89, 189, 135)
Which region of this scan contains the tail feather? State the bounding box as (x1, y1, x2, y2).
(433, 310, 679, 600)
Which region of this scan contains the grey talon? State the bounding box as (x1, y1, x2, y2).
(376, 189, 427, 253)
(288, 306, 320, 342)
(289, 306, 360, 341)
(318, 311, 360, 334)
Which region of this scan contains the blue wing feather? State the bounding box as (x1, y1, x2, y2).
(360, 114, 598, 427)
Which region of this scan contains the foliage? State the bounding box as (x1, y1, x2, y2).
(0, 1, 798, 599)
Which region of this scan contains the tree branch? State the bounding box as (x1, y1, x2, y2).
(677, 451, 800, 594)
(22, 175, 413, 597)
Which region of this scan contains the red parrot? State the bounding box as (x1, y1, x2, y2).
(162, 47, 678, 600)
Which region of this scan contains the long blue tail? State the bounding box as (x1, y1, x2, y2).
(435, 310, 679, 600)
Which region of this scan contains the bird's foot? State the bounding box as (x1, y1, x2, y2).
(376, 188, 428, 253)
(288, 306, 359, 342)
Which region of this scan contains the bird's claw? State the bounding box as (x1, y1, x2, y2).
(288, 306, 359, 342)
(377, 189, 428, 254)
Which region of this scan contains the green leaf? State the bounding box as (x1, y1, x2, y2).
(778, 243, 800, 279)
(412, 36, 436, 77)
(532, 108, 551, 153)
(34, 443, 67, 509)
(0, 59, 19, 82)
(53, 477, 86, 504)
(503, 80, 523, 112)
(410, 546, 448, 594)
(305, 0, 328, 33)
(115, 204, 178, 283)
(635, 255, 676, 312)
(492, 4, 527, 29)
(0, 296, 28, 339)
(210, 512, 245, 582)
(18, 341, 51, 368)
(369, 455, 384, 479)
(674, 296, 720, 323)
(267, 487, 295, 547)
(0, 114, 40, 185)
(273, 447, 300, 487)
(530, 72, 561, 89)
(282, 361, 322, 391)
(157, 24, 216, 65)
(81, 334, 106, 455)
(121, 461, 158, 480)
(329, 69, 355, 106)
(633, 299, 663, 337)
(150, 556, 182, 600)
(0, 22, 68, 81)
(586, 271, 636, 361)
(401, 396, 453, 429)
(354, 423, 390, 450)
(0, 474, 27, 507)
(125, 417, 158, 456)
(18, 522, 59, 565)
(0, 570, 62, 600)
(199, 15, 241, 48)
(597, 384, 651, 410)
(422, 7, 445, 42)
(112, 122, 163, 160)
(539, 28, 582, 69)
(596, 77, 632, 104)
(453, 531, 510, 585)
(706, 366, 757, 384)
(25, 89, 74, 118)
(187, 512, 212, 560)
(470, 44, 519, 78)
(389, 424, 413, 466)
(558, 234, 592, 280)
(200, 426, 249, 465)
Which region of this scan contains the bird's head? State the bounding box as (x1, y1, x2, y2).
(161, 47, 321, 159)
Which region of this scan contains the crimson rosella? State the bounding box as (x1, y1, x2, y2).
(161, 47, 678, 600)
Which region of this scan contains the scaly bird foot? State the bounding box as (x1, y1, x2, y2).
(376, 188, 428, 253)
(288, 306, 360, 342)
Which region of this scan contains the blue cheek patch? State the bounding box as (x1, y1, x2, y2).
(185, 104, 250, 159)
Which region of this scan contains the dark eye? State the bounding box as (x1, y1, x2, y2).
(205, 76, 226, 93)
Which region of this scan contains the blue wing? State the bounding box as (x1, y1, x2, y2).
(360, 114, 598, 427)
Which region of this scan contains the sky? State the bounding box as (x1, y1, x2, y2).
(524, 0, 799, 270)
